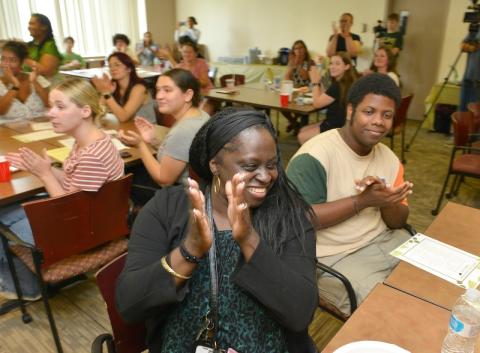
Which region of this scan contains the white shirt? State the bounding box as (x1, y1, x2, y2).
(174, 27, 201, 43)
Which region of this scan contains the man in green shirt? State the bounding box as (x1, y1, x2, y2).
(60, 37, 85, 70)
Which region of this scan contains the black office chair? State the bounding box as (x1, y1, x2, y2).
(316, 224, 416, 321)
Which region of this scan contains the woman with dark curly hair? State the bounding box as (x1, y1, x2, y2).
(116, 107, 318, 353)
(0, 40, 49, 122)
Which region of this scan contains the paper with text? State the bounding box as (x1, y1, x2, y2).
(391, 233, 480, 289)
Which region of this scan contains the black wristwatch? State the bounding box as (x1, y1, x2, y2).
(103, 93, 112, 100)
(179, 243, 202, 264)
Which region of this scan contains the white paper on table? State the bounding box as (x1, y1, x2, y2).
(390, 233, 480, 289)
(30, 122, 53, 131)
(103, 130, 117, 135)
(60, 68, 108, 78)
(111, 138, 128, 150)
(46, 147, 71, 162)
(58, 138, 75, 148)
(12, 130, 64, 143)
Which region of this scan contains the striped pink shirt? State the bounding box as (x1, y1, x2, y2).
(62, 133, 124, 192)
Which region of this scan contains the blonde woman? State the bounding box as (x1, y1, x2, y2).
(0, 78, 124, 300)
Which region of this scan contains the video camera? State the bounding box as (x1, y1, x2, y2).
(373, 20, 387, 37)
(464, 0, 480, 33)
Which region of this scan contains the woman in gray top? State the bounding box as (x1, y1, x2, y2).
(118, 68, 209, 186)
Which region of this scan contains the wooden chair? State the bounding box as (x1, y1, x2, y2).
(431, 111, 480, 215)
(387, 94, 413, 164)
(3, 174, 133, 353)
(91, 253, 147, 353)
(219, 74, 245, 87)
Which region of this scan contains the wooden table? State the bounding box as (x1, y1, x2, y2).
(322, 284, 451, 353)
(385, 202, 480, 310)
(0, 118, 169, 207)
(205, 84, 319, 115)
(0, 125, 59, 206)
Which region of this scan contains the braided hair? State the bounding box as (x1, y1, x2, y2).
(189, 107, 313, 254)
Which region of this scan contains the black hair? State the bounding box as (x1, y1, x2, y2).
(31, 13, 54, 48)
(108, 52, 147, 105)
(162, 68, 201, 107)
(347, 73, 401, 111)
(179, 38, 198, 52)
(112, 33, 130, 46)
(189, 107, 314, 254)
(64, 36, 74, 43)
(2, 41, 29, 61)
(188, 16, 198, 25)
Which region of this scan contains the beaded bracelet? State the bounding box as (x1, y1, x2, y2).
(161, 255, 191, 280)
(179, 242, 202, 264)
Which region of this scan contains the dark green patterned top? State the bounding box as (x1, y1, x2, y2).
(160, 230, 288, 353)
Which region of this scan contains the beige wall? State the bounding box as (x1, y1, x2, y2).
(391, 0, 450, 119)
(437, 0, 470, 82)
(174, 0, 466, 120)
(144, 0, 176, 45)
(175, 0, 388, 70)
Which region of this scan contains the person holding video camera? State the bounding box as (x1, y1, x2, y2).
(460, 23, 480, 111)
(377, 13, 404, 56)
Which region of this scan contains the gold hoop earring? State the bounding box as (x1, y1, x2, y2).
(213, 174, 221, 194)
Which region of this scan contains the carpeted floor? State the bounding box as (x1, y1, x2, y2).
(1, 115, 478, 353)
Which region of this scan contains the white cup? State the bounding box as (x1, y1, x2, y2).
(226, 78, 235, 89)
(280, 80, 294, 101)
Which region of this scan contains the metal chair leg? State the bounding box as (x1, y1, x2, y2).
(446, 175, 459, 199)
(453, 175, 465, 196)
(432, 172, 452, 216)
(0, 233, 32, 323)
(32, 250, 64, 353)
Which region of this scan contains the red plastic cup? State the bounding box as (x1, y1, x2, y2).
(280, 93, 289, 107)
(0, 158, 11, 182)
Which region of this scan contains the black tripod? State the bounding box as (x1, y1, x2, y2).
(405, 50, 464, 151)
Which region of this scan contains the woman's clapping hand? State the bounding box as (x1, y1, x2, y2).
(183, 177, 213, 258)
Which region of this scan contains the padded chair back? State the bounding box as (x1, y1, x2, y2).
(95, 253, 147, 353)
(22, 175, 132, 269)
(393, 94, 413, 131)
(451, 111, 474, 148)
(220, 74, 245, 87)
